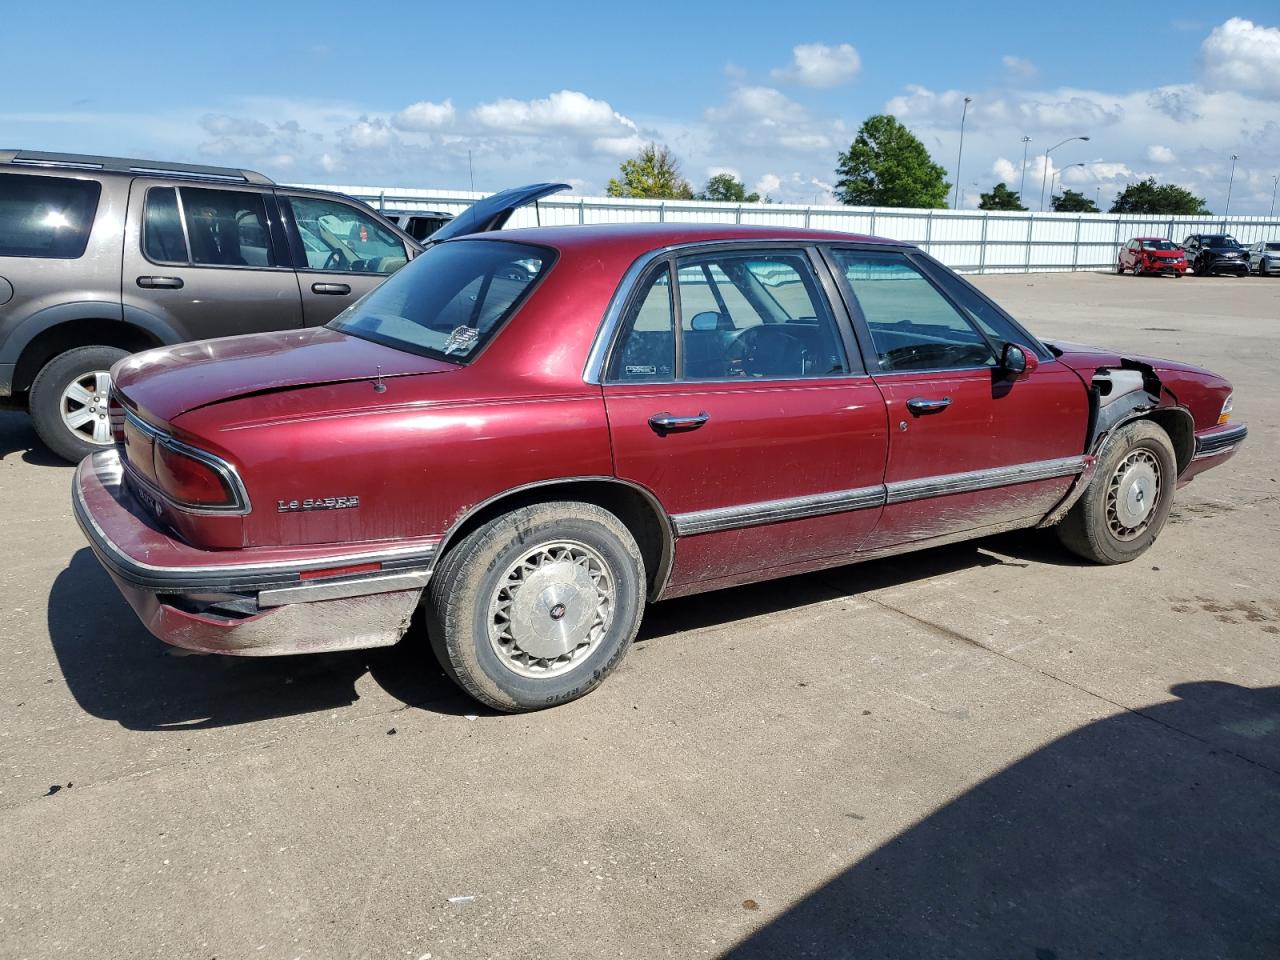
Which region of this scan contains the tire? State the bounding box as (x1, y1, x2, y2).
(1056, 420, 1177, 565)
(424, 501, 646, 712)
(29, 346, 128, 464)
(1132, 261, 1143, 277)
(1116, 259, 1125, 275)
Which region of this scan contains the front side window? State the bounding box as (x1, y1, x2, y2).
(832, 250, 996, 372)
(0, 173, 100, 259)
(178, 187, 276, 267)
(329, 239, 550, 363)
(287, 195, 408, 274)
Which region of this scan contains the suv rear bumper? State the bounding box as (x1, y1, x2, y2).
(73, 450, 436, 656)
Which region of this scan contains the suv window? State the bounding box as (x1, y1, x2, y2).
(0, 173, 101, 259)
(607, 249, 849, 383)
(286, 195, 408, 274)
(141, 186, 277, 268)
(328, 239, 549, 363)
(143, 187, 188, 263)
(832, 250, 996, 372)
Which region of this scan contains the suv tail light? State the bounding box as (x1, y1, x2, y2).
(154, 441, 238, 508)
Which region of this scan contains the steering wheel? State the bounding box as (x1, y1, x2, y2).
(728, 325, 808, 378)
(322, 249, 349, 271)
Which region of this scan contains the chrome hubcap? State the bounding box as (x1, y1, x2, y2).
(61, 370, 113, 446)
(1107, 449, 1161, 540)
(488, 540, 614, 678)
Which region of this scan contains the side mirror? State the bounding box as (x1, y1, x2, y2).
(689, 311, 723, 332)
(1000, 342, 1038, 379)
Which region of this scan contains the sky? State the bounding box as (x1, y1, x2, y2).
(5, 1, 1280, 214)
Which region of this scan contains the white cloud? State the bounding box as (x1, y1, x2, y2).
(592, 134, 646, 157)
(707, 165, 742, 181)
(199, 114, 271, 138)
(1146, 144, 1177, 163)
(393, 99, 455, 131)
(337, 117, 394, 150)
(471, 89, 636, 135)
(1002, 55, 1038, 79)
(771, 42, 862, 87)
(1202, 17, 1280, 96)
(755, 173, 782, 195)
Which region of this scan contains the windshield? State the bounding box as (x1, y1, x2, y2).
(1204, 235, 1240, 247)
(328, 239, 553, 363)
(1140, 239, 1177, 250)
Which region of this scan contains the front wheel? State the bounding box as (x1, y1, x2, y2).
(29, 345, 128, 463)
(1056, 420, 1177, 564)
(1116, 259, 1125, 274)
(424, 501, 646, 711)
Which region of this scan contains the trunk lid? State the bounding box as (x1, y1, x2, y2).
(111, 327, 454, 422)
(425, 183, 570, 245)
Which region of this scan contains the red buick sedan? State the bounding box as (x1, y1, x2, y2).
(75, 190, 1247, 711)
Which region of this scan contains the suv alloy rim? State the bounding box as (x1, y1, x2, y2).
(1106, 449, 1161, 541)
(61, 370, 113, 445)
(488, 540, 615, 679)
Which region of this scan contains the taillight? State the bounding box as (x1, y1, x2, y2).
(108, 391, 126, 444)
(154, 441, 237, 508)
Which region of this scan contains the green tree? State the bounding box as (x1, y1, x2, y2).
(1108, 177, 1210, 215)
(695, 172, 760, 203)
(978, 182, 1026, 211)
(834, 114, 950, 208)
(1051, 189, 1100, 213)
(606, 143, 694, 200)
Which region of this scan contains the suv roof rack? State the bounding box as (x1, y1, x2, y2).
(0, 149, 274, 185)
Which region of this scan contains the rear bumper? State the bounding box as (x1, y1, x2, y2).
(73, 450, 436, 656)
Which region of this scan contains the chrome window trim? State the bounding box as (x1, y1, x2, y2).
(583, 237, 905, 385)
(670, 456, 1085, 536)
(123, 410, 253, 515)
(884, 456, 1085, 505)
(674, 485, 886, 536)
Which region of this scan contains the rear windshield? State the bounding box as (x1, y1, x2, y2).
(1140, 239, 1177, 250)
(328, 239, 552, 363)
(0, 173, 101, 259)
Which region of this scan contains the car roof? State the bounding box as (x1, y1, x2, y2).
(463, 221, 902, 258)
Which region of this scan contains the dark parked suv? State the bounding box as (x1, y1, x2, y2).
(0, 149, 423, 461)
(1182, 233, 1249, 277)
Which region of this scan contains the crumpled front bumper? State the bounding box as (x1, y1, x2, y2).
(73, 450, 436, 656)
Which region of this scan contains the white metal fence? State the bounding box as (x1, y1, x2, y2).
(300, 182, 1280, 276)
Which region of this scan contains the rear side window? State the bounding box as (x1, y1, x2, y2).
(144, 188, 187, 263)
(328, 239, 551, 363)
(0, 173, 101, 259)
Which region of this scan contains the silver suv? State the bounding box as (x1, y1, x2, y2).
(0, 150, 422, 461)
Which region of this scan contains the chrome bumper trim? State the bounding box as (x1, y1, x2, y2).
(258, 570, 432, 607)
(1193, 423, 1247, 460)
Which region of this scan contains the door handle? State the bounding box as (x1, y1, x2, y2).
(906, 396, 952, 414)
(136, 276, 183, 289)
(648, 411, 709, 433)
(311, 282, 351, 295)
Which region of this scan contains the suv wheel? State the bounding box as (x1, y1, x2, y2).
(425, 501, 646, 712)
(29, 346, 128, 463)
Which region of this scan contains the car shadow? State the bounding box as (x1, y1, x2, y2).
(49, 527, 1088, 730)
(0, 409, 68, 467)
(719, 680, 1280, 959)
(47, 549, 480, 731)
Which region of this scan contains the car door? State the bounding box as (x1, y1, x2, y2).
(824, 246, 1089, 550)
(122, 180, 303, 339)
(599, 244, 889, 593)
(275, 192, 415, 327)
(1121, 240, 1136, 270)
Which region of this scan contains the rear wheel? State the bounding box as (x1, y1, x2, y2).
(29, 346, 128, 463)
(424, 501, 646, 711)
(1056, 420, 1177, 564)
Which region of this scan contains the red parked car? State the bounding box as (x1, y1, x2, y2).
(1117, 237, 1188, 276)
(74, 191, 1247, 711)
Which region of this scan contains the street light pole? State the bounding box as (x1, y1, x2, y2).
(1224, 154, 1239, 217)
(1040, 135, 1091, 212)
(1271, 175, 1278, 219)
(1049, 163, 1086, 209)
(952, 97, 972, 210)
(1019, 136, 1031, 206)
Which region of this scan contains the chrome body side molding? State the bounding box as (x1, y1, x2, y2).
(1192, 423, 1248, 460)
(672, 457, 1086, 537)
(884, 456, 1085, 505)
(258, 570, 432, 608)
(674, 485, 885, 536)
